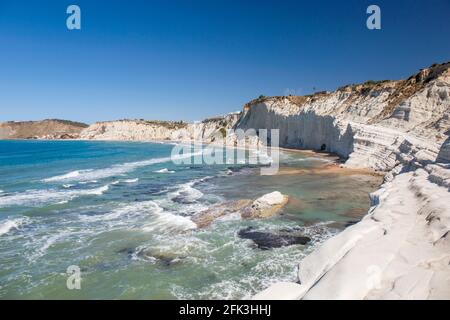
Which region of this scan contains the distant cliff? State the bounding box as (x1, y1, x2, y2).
(79, 113, 242, 142)
(0, 119, 88, 139)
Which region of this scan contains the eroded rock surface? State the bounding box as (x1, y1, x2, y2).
(241, 191, 289, 219)
(191, 199, 251, 228)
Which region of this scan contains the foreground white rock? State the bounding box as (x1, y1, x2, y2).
(241, 191, 289, 219)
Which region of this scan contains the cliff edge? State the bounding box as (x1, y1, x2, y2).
(249, 62, 450, 299)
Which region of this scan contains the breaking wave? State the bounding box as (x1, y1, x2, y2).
(154, 168, 175, 174)
(0, 217, 31, 236)
(0, 185, 109, 208)
(42, 151, 201, 183)
(168, 180, 205, 205)
(142, 207, 197, 233)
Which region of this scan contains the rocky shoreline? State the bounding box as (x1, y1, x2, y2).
(1, 62, 449, 299)
(78, 62, 450, 299)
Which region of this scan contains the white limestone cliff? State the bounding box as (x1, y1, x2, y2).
(250, 63, 450, 299)
(79, 113, 241, 143)
(235, 63, 450, 172)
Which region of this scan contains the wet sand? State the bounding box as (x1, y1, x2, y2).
(279, 148, 384, 178)
(277, 163, 384, 178)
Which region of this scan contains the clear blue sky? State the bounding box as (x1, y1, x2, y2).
(0, 0, 449, 124)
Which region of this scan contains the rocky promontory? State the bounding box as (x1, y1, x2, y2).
(0, 119, 88, 140)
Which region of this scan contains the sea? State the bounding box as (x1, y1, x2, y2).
(0, 140, 379, 299)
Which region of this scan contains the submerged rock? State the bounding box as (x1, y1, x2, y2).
(136, 248, 186, 266)
(241, 191, 289, 219)
(117, 247, 135, 258)
(192, 199, 252, 228)
(238, 226, 310, 250)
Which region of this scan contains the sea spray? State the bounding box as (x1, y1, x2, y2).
(0, 217, 30, 236)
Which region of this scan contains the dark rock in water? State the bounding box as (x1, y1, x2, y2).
(117, 247, 135, 258)
(171, 195, 195, 204)
(238, 226, 311, 250)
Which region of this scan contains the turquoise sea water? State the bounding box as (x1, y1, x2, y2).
(0, 140, 379, 299)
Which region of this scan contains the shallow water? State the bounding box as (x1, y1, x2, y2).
(0, 140, 380, 299)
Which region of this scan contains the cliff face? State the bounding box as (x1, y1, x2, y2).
(249, 62, 450, 300)
(79, 113, 241, 142)
(0, 119, 88, 140)
(236, 62, 450, 171)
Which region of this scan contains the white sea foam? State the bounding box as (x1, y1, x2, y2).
(78, 200, 158, 223)
(154, 168, 175, 174)
(51, 170, 82, 180)
(142, 209, 197, 233)
(78, 199, 197, 232)
(98, 177, 213, 232)
(111, 178, 138, 185)
(28, 231, 76, 262)
(170, 221, 337, 299)
(250, 150, 273, 165)
(0, 185, 109, 208)
(300, 157, 332, 162)
(168, 180, 204, 204)
(42, 151, 201, 183)
(0, 217, 30, 236)
(152, 177, 213, 218)
(79, 180, 98, 185)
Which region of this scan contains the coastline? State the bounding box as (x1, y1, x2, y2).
(254, 166, 450, 299)
(1, 62, 449, 299)
(15, 132, 450, 299)
(3, 123, 449, 300)
(254, 140, 450, 299)
(7, 137, 379, 177)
